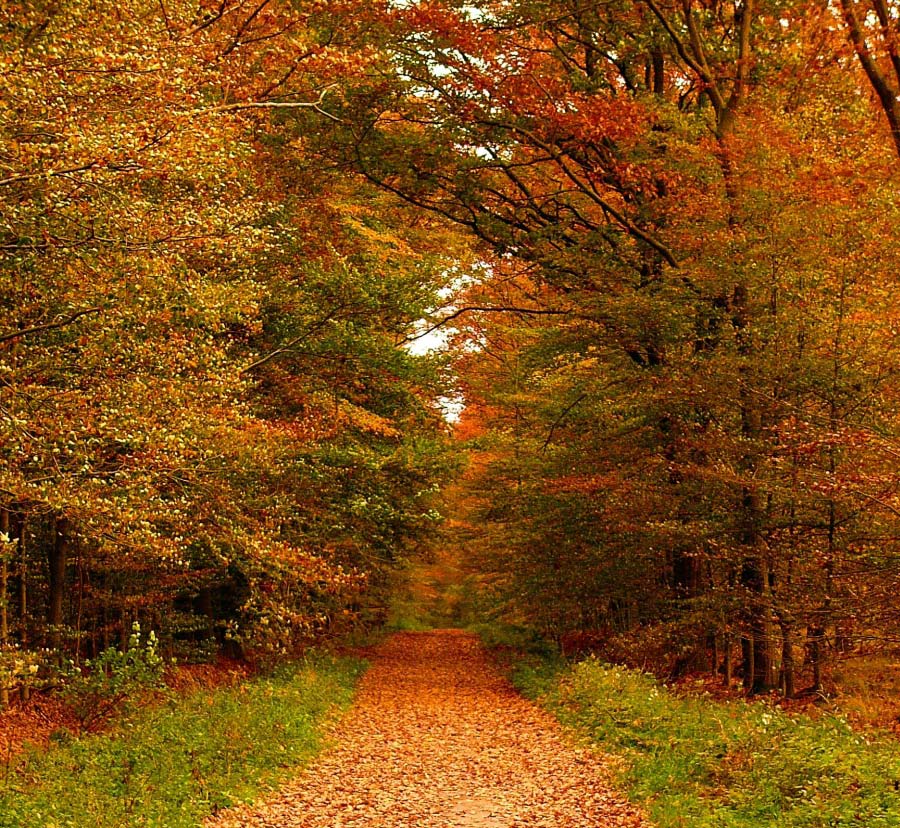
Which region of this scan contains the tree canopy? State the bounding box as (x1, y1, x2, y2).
(4, 0, 900, 697)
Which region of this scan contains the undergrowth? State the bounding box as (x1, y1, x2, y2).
(479, 624, 900, 828)
(0, 655, 365, 828)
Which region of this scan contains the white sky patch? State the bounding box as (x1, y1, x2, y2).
(437, 390, 465, 423)
(405, 328, 465, 423)
(404, 269, 487, 422)
(405, 325, 452, 356)
(405, 318, 463, 422)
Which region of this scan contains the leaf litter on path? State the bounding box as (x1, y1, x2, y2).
(207, 630, 648, 827)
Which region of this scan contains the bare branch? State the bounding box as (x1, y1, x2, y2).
(0, 163, 97, 188)
(240, 306, 344, 374)
(541, 393, 587, 451)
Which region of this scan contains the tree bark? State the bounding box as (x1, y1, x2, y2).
(18, 519, 28, 701)
(779, 616, 795, 699)
(724, 630, 733, 687)
(839, 0, 900, 160)
(18, 519, 27, 646)
(810, 623, 825, 694)
(0, 509, 8, 708)
(47, 516, 70, 652)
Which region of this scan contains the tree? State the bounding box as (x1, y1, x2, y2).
(0, 0, 467, 684)
(322, 0, 900, 694)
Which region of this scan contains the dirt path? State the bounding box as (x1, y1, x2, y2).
(207, 630, 647, 827)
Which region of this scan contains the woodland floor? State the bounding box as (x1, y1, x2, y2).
(206, 629, 647, 828)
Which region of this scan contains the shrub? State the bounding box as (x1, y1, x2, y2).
(0, 654, 365, 828)
(63, 622, 165, 728)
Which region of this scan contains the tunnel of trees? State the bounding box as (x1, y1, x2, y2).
(4, 0, 900, 699)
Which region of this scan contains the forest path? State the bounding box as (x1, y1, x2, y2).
(207, 630, 646, 828)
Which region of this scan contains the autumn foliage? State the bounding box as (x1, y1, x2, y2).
(328, 0, 900, 695)
(0, 0, 464, 687)
(4, 0, 900, 702)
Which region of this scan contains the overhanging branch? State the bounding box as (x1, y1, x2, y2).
(183, 86, 342, 123)
(403, 305, 571, 343)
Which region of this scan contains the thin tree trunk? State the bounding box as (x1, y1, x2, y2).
(74, 549, 84, 666)
(47, 516, 69, 653)
(120, 608, 130, 649)
(0, 510, 8, 708)
(839, 0, 900, 159)
(810, 623, 825, 694)
(712, 634, 720, 679)
(780, 617, 795, 699)
(733, 280, 775, 695)
(18, 519, 28, 702)
(724, 630, 733, 687)
(742, 634, 753, 690)
(18, 520, 26, 646)
(811, 275, 846, 694)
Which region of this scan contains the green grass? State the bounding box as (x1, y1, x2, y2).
(482, 626, 900, 828)
(0, 655, 366, 828)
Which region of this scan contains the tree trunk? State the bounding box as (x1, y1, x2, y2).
(47, 516, 70, 652)
(810, 277, 844, 695)
(120, 608, 130, 649)
(839, 0, 900, 160)
(198, 586, 215, 639)
(741, 634, 754, 691)
(810, 623, 826, 694)
(0, 509, 8, 708)
(18, 519, 28, 702)
(780, 617, 795, 699)
(742, 552, 774, 694)
(724, 630, 733, 687)
(712, 634, 720, 679)
(732, 278, 775, 695)
(18, 519, 27, 646)
(74, 550, 84, 666)
(651, 48, 665, 95)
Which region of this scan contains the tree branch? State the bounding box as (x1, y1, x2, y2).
(839, 0, 900, 159)
(644, 0, 723, 111)
(0, 307, 103, 345)
(486, 120, 681, 267)
(240, 306, 344, 374)
(541, 393, 587, 451)
(183, 87, 342, 123)
(403, 305, 571, 344)
(0, 163, 98, 188)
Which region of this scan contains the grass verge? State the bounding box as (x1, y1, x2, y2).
(0, 654, 365, 828)
(480, 624, 900, 828)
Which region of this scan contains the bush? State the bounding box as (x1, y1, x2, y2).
(62, 622, 165, 728)
(0, 648, 43, 700)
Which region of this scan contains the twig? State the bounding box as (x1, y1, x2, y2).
(541, 393, 587, 451)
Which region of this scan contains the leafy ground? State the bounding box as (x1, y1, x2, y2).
(497, 636, 900, 828)
(0, 656, 364, 828)
(208, 630, 647, 828)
